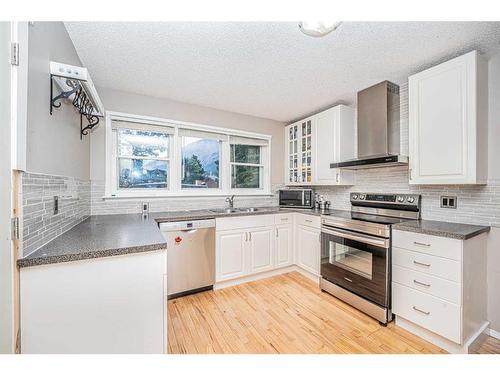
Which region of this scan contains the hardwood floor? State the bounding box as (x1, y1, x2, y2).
(472, 336, 500, 354)
(167, 271, 450, 354)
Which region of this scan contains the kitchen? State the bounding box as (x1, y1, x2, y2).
(1, 10, 500, 368)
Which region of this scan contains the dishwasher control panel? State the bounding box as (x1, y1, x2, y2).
(159, 219, 216, 231)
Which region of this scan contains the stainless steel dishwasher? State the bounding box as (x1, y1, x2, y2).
(160, 219, 215, 299)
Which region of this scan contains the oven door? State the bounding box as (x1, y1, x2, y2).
(320, 226, 390, 307)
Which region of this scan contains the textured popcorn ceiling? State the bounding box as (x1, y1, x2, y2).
(65, 22, 500, 122)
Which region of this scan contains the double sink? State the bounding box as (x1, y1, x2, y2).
(208, 207, 261, 214)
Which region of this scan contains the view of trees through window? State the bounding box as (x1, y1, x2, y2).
(118, 129, 169, 189)
(230, 144, 261, 189)
(181, 137, 220, 189)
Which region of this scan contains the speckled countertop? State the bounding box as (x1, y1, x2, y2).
(18, 214, 168, 268)
(392, 219, 490, 240)
(18, 207, 331, 268)
(19, 206, 490, 268)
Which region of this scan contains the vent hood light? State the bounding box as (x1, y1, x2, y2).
(298, 21, 342, 37)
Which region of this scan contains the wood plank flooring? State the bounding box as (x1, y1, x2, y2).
(167, 271, 450, 354)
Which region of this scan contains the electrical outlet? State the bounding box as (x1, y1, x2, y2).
(142, 202, 149, 216)
(53, 196, 59, 215)
(440, 195, 457, 209)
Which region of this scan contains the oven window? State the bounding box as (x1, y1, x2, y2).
(328, 241, 373, 279)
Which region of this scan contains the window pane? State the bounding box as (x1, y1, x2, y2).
(118, 129, 169, 158)
(181, 136, 220, 189)
(231, 165, 260, 189)
(230, 144, 261, 164)
(119, 159, 168, 189)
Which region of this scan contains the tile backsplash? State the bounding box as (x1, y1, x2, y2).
(21, 172, 90, 256)
(315, 167, 500, 228)
(90, 180, 280, 215)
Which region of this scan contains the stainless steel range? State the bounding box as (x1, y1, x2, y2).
(320, 192, 421, 325)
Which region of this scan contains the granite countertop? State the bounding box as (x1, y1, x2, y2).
(392, 219, 490, 240)
(18, 214, 169, 268)
(18, 206, 332, 268)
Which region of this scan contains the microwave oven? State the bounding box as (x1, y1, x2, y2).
(279, 189, 314, 208)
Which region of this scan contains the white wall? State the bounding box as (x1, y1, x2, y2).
(90, 87, 285, 185)
(0, 21, 14, 354)
(26, 22, 90, 180)
(487, 53, 500, 333)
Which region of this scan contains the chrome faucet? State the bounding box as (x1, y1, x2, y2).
(225, 195, 235, 208)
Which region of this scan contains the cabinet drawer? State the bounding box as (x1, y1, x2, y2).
(392, 282, 461, 344)
(392, 264, 461, 305)
(275, 213, 294, 225)
(393, 247, 461, 283)
(295, 214, 320, 228)
(393, 230, 462, 260)
(216, 214, 275, 231)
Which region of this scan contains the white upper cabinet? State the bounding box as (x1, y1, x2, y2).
(285, 105, 356, 186)
(408, 50, 488, 185)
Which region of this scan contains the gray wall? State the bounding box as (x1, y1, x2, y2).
(26, 22, 90, 180)
(90, 87, 285, 184)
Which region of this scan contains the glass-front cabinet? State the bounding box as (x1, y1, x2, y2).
(286, 117, 314, 184)
(284, 105, 357, 186)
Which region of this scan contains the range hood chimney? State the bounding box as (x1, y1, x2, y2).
(330, 81, 408, 169)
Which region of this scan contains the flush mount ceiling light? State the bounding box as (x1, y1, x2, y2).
(298, 21, 342, 37)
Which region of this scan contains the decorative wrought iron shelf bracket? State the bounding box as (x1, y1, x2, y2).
(50, 74, 102, 139)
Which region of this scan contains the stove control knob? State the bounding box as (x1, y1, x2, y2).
(397, 196, 405, 203)
(359, 194, 366, 200)
(407, 196, 415, 203)
(352, 194, 358, 200)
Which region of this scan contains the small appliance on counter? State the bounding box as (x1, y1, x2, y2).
(279, 188, 314, 208)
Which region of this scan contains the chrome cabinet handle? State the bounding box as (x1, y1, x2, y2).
(413, 306, 430, 315)
(413, 260, 431, 267)
(245, 232, 248, 241)
(336, 173, 339, 183)
(249, 232, 252, 241)
(409, 168, 412, 181)
(280, 218, 288, 221)
(414, 241, 431, 247)
(305, 219, 313, 223)
(276, 228, 278, 237)
(413, 279, 431, 287)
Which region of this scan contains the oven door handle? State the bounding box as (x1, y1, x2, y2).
(321, 227, 389, 249)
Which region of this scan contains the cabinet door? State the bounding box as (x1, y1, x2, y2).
(248, 227, 274, 274)
(296, 225, 321, 276)
(216, 230, 247, 282)
(275, 224, 293, 268)
(299, 118, 313, 184)
(286, 123, 300, 184)
(409, 51, 480, 184)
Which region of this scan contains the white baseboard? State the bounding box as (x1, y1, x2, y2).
(214, 265, 319, 290)
(395, 316, 489, 354)
(488, 328, 500, 340)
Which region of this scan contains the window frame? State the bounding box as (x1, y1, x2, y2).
(105, 111, 272, 198)
(229, 143, 265, 192)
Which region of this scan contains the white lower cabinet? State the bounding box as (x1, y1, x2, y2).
(275, 224, 293, 268)
(296, 224, 321, 276)
(216, 213, 320, 283)
(216, 229, 247, 282)
(392, 229, 488, 353)
(248, 227, 274, 274)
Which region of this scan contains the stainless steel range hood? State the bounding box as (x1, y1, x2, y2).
(330, 81, 408, 169)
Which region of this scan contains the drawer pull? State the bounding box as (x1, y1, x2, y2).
(412, 306, 430, 315)
(344, 277, 353, 282)
(305, 219, 313, 223)
(280, 218, 289, 221)
(413, 279, 431, 287)
(413, 260, 431, 267)
(413, 241, 431, 247)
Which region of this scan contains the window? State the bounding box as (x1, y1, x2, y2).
(117, 128, 170, 189)
(180, 129, 224, 189)
(230, 136, 268, 190)
(106, 112, 271, 197)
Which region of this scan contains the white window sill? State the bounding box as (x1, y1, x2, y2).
(101, 192, 274, 200)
